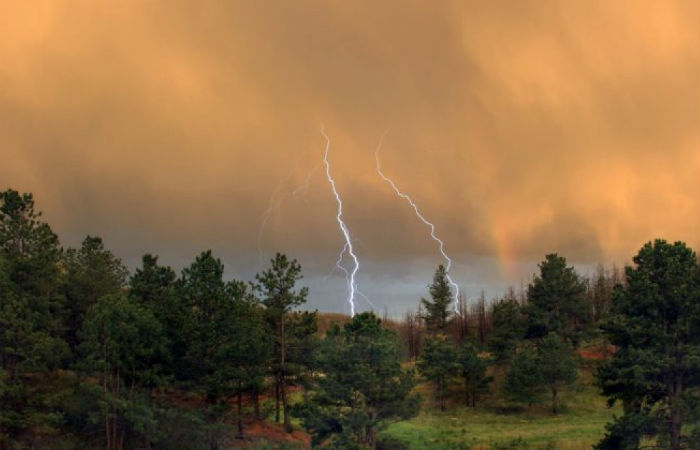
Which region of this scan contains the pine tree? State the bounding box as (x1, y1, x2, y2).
(254, 253, 308, 432)
(294, 312, 418, 449)
(420, 265, 453, 334)
(62, 236, 128, 353)
(0, 190, 69, 449)
(502, 344, 545, 409)
(418, 335, 459, 411)
(538, 332, 577, 414)
(596, 240, 700, 450)
(489, 295, 525, 364)
(79, 293, 168, 450)
(457, 341, 492, 407)
(526, 254, 589, 347)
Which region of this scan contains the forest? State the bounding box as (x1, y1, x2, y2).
(1, 188, 698, 450)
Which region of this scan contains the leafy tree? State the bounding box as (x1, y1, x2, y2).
(457, 341, 492, 407)
(420, 265, 453, 334)
(502, 344, 545, 409)
(294, 312, 418, 449)
(79, 293, 168, 450)
(538, 332, 577, 413)
(596, 240, 700, 450)
(254, 253, 308, 432)
(63, 236, 128, 353)
(489, 296, 525, 364)
(526, 254, 589, 347)
(418, 335, 458, 411)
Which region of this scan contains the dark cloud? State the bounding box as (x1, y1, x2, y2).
(1, 0, 697, 312)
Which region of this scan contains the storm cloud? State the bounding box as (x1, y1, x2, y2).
(1, 0, 697, 313)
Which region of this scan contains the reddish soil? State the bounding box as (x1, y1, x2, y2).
(579, 344, 617, 360)
(229, 419, 311, 449)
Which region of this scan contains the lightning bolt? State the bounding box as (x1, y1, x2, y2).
(374, 135, 462, 316)
(329, 243, 378, 311)
(321, 128, 359, 316)
(257, 169, 295, 268)
(257, 161, 321, 268)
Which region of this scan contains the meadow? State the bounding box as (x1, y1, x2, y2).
(380, 367, 619, 450)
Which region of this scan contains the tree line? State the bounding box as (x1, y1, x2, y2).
(1, 188, 698, 450)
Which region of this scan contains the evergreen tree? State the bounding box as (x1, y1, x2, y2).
(226, 283, 270, 438)
(502, 344, 545, 409)
(420, 265, 453, 334)
(526, 254, 589, 347)
(489, 296, 525, 364)
(253, 253, 308, 432)
(457, 341, 492, 407)
(538, 332, 577, 413)
(62, 236, 128, 353)
(596, 240, 700, 450)
(128, 254, 181, 375)
(294, 312, 418, 449)
(178, 251, 242, 449)
(418, 335, 458, 411)
(0, 190, 69, 449)
(79, 293, 168, 450)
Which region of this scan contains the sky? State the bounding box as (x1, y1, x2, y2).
(1, 0, 698, 315)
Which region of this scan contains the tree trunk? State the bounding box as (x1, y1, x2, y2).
(280, 318, 291, 432)
(439, 379, 446, 411)
(237, 381, 244, 438)
(551, 382, 559, 414)
(464, 377, 469, 406)
(669, 376, 682, 450)
(252, 390, 260, 420)
(274, 376, 280, 423)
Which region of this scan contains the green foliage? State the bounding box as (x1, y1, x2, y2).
(62, 235, 128, 354)
(538, 332, 577, 413)
(596, 240, 700, 450)
(418, 335, 459, 411)
(128, 254, 181, 376)
(79, 292, 168, 449)
(294, 312, 419, 449)
(526, 254, 589, 347)
(489, 296, 525, 364)
(420, 265, 453, 334)
(254, 252, 309, 431)
(457, 341, 492, 407)
(502, 344, 545, 408)
(0, 190, 69, 448)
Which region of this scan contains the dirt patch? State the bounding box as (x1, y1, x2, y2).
(229, 420, 311, 449)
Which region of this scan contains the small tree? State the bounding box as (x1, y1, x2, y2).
(538, 333, 577, 413)
(418, 335, 459, 411)
(502, 345, 544, 409)
(457, 341, 492, 407)
(420, 265, 453, 334)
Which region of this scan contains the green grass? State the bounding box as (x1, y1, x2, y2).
(381, 369, 619, 450)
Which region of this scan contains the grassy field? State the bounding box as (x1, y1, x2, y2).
(380, 368, 619, 450)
